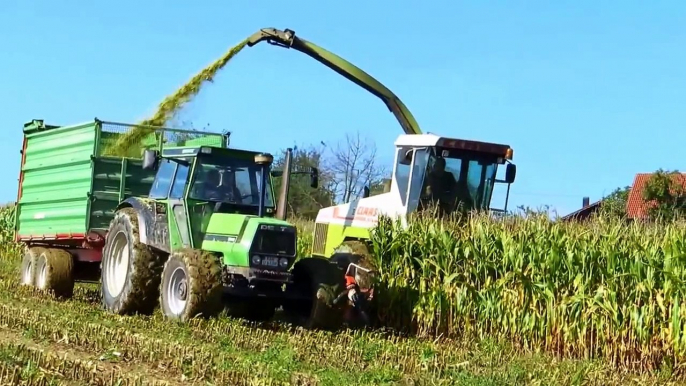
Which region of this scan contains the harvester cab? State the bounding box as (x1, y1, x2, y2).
(393, 133, 516, 217)
(311, 133, 516, 258)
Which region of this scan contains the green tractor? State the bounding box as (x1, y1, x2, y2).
(15, 119, 351, 328)
(103, 145, 343, 324)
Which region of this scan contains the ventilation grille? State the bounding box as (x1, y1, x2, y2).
(312, 223, 328, 256)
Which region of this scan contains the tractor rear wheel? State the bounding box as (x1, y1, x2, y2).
(35, 248, 74, 298)
(20, 247, 46, 287)
(159, 248, 223, 322)
(101, 207, 163, 315)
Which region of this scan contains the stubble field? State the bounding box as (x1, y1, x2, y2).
(0, 204, 683, 385)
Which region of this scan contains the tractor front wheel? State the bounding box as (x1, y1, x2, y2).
(159, 249, 223, 322)
(101, 207, 163, 315)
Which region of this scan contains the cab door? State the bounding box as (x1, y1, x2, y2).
(148, 158, 192, 250)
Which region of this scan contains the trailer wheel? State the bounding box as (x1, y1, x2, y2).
(159, 248, 223, 322)
(101, 207, 163, 315)
(35, 249, 74, 298)
(20, 247, 46, 287)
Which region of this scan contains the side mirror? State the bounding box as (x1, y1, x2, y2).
(271, 170, 284, 177)
(505, 163, 516, 184)
(310, 167, 319, 189)
(362, 186, 370, 198)
(399, 149, 413, 165)
(142, 149, 159, 171)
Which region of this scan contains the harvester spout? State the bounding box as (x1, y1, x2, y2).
(246, 27, 423, 136)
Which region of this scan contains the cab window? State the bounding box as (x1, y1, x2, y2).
(170, 162, 190, 199)
(149, 159, 175, 198)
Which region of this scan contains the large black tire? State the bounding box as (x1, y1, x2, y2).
(101, 207, 164, 315)
(20, 247, 46, 287)
(283, 257, 345, 330)
(35, 248, 74, 298)
(159, 248, 223, 322)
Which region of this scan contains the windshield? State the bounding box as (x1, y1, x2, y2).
(189, 155, 274, 207)
(416, 148, 498, 213)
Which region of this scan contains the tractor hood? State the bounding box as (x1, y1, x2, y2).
(198, 213, 297, 267)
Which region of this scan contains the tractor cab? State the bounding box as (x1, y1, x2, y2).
(140, 145, 308, 269)
(143, 146, 282, 218)
(391, 134, 516, 217)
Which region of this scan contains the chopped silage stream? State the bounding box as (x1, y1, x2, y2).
(103, 38, 249, 157)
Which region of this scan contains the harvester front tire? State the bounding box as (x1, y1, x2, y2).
(20, 247, 46, 287)
(35, 248, 74, 298)
(101, 207, 163, 315)
(284, 257, 344, 330)
(159, 249, 223, 322)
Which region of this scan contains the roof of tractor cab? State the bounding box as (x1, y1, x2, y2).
(394, 133, 513, 160)
(162, 145, 265, 160)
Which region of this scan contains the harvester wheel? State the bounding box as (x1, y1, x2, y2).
(283, 257, 345, 330)
(20, 247, 46, 287)
(101, 207, 163, 315)
(35, 248, 74, 298)
(159, 248, 223, 322)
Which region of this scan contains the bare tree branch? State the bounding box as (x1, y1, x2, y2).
(326, 131, 387, 204)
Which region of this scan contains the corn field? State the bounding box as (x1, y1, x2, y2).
(0, 205, 683, 384)
(367, 211, 686, 373)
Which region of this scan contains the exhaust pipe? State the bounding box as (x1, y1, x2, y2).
(276, 148, 293, 220)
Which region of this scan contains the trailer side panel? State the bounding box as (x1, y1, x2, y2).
(16, 122, 97, 241)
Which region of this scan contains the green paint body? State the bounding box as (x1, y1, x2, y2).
(15, 119, 226, 240)
(15, 118, 297, 274)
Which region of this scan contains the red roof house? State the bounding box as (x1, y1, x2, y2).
(625, 172, 686, 219)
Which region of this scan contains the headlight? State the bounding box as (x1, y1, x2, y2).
(251, 255, 261, 265)
(279, 258, 289, 268)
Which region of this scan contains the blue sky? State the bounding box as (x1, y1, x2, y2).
(1, 1, 684, 216)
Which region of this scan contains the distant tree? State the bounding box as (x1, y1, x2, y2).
(369, 179, 390, 196)
(642, 169, 686, 221)
(271, 144, 335, 220)
(597, 186, 631, 219)
(327, 132, 387, 204)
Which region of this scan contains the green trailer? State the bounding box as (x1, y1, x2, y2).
(15, 119, 226, 247)
(15, 118, 348, 326)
